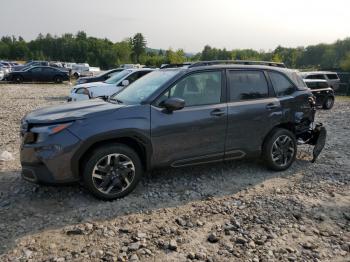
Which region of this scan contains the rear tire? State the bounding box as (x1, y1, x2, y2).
(54, 75, 63, 83)
(262, 128, 297, 171)
(322, 96, 334, 110)
(13, 75, 23, 83)
(82, 144, 143, 200)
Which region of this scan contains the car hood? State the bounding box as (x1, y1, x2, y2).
(25, 99, 124, 124)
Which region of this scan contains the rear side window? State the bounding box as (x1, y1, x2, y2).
(269, 71, 295, 97)
(228, 71, 268, 101)
(326, 74, 339, 80)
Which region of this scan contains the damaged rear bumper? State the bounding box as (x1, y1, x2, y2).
(298, 123, 327, 162)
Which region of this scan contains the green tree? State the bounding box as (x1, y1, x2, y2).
(340, 52, 350, 71)
(131, 33, 146, 63)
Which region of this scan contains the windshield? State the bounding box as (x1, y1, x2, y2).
(104, 70, 131, 84)
(110, 70, 179, 104)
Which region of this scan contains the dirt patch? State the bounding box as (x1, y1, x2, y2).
(0, 84, 349, 261)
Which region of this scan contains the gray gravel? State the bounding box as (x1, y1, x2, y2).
(0, 84, 349, 261)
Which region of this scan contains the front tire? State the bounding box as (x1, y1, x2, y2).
(322, 96, 334, 110)
(263, 128, 297, 171)
(82, 144, 142, 200)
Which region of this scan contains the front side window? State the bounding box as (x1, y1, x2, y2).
(269, 71, 295, 97)
(228, 70, 268, 101)
(159, 71, 222, 107)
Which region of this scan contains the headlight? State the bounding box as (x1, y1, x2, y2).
(75, 87, 90, 96)
(30, 122, 72, 143)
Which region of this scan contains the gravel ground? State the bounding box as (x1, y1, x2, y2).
(0, 84, 349, 262)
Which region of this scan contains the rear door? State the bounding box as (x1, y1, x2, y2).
(225, 69, 281, 157)
(150, 70, 227, 167)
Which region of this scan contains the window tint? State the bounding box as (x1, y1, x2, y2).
(305, 81, 329, 89)
(160, 71, 222, 107)
(326, 74, 338, 80)
(43, 67, 56, 73)
(306, 74, 326, 80)
(269, 71, 295, 97)
(30, 67, 42, 73)
(228, 71, 268, 101)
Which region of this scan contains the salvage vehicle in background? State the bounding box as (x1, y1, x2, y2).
(300, 71, 340, 91)
(76, 68, 124, 85)
(20, 60, 326, 200)
(69, 68, 153, 101)
(304, 79, 335, 109)
(7, 66, 69, 83)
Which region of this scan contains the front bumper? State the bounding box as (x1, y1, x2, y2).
(20, 129, 82, 184)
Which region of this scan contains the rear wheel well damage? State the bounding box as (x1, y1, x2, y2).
(77, 137, 149, 179)
(262, 123, 296, 152)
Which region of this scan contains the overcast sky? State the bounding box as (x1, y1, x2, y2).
(1, 0, 349, 52)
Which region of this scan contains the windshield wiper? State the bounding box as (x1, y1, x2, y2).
(108, 97, 123, 104)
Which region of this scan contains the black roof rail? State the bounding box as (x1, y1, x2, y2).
(188, 60, 286, 68)
(160, 62, 193, 69)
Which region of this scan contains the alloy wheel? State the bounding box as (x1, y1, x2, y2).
(92, 153, 135, 195)
(271, 135, 295, 167)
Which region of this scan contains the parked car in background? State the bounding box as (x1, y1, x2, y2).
(0, 63, 11, 75)
(12, 61, 49, 71)
(7, 66, 69, 83)
(304, 79, 335, 109)
(69, 68, 153, 101)
(300, 71, 340, 90)
(71, 63, 100, 78)
(0, 69, 4, 81)
(21, 61, 326, 200)
(76, 68, 124, 85)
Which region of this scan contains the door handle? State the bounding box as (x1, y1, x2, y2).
(210, 109, 225, 116)
(266, 103, 278, 110)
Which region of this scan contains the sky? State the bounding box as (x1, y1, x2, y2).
(1, 0, 349, 52)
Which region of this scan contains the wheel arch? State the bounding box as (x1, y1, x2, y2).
(261, 123, 296, 152)
(71, 133, 152, 179)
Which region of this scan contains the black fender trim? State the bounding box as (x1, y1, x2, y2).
(70, 130, 153, 177)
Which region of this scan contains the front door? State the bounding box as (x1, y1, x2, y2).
(150, 70, 227, 167)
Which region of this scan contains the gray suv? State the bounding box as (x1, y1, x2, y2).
(20, 61, 326, 200)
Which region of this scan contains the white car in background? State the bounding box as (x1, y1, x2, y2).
(68, 68, 154, 101)
(300, 71, 340, 90)
(0, 70, 4, 81)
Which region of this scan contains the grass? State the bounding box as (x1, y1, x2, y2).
(336, 95, 350, 101)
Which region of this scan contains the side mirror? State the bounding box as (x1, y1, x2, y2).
(161, 97, 185, 112)
(121, 79, 129, 87)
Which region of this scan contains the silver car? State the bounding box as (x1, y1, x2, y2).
(300, 71, 340, 90)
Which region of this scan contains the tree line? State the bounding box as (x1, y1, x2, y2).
(0, 31, 350, 71)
